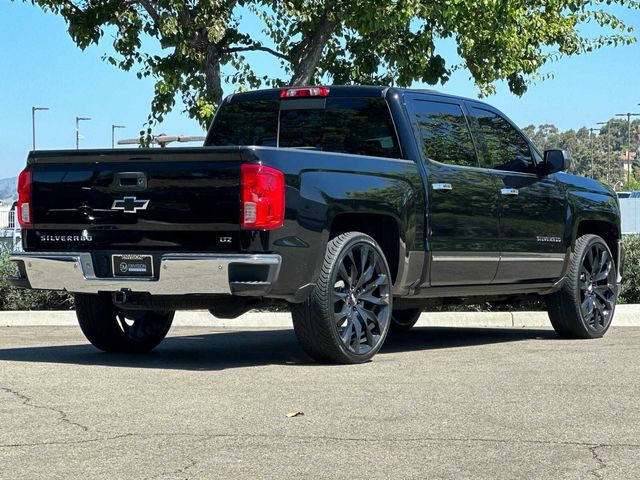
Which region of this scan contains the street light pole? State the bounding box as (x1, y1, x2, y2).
(616, 112, 640, 190)
(31, 106, 49, 150)
(75, 116, 91, 149)
(588, 128, 600, 179)
(597, 122, 611, 184)
(111, 125, 126, 148)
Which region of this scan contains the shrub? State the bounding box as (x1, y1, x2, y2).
(0, 247, 73, 310)
(620, 234, 640, 304)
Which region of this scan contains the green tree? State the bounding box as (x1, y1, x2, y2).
(524, 120, 636, 189)
(25, 0, 266, 135)
(23, 0, 640, 134)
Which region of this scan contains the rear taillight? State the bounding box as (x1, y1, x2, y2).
(17, 168, 32, 227)
(280, 86, 330, 98)
(240, 164, 285, 230)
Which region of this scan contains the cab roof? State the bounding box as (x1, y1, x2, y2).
(224, 85, 486, 107)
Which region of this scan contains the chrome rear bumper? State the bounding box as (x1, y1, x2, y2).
(9, 252, 281, 295)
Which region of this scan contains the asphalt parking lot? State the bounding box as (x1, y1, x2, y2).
(0, 325, 639, 479)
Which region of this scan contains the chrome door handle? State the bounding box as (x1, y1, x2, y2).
(501, 188, 519, 196)
(432, 183, 453, 191)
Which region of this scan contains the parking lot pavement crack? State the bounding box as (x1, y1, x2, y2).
(0, 433, 136, 449)
(146, 458, 198, 480)
(133, 432, 640, 452)
(130, 432, 640, 451)
(0, 385, 90, 433)
(2, 430, 640, 456)
(587, 445, 607, 479)
(230, 433, 640, 450)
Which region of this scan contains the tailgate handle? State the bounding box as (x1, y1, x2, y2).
(115, 172, 147, 191)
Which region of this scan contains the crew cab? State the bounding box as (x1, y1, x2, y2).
(9, 86, 623, 363)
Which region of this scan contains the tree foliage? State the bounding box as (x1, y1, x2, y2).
(23, 0, 640, 134)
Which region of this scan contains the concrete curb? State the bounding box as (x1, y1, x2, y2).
(0, 304, 639, 328)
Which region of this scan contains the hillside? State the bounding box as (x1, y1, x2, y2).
(0, 177, 17, 206)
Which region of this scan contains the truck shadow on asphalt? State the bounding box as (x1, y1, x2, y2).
(0, 327, 559, 371)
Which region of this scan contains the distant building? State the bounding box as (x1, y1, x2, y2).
(0, 204, 20, 251)
(0, 204, 13, 228)
(619, 151, 638, 172)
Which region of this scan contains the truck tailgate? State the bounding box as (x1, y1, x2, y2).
(25, 147, 244, 252)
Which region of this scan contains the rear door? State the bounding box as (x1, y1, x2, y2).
(467, 104, 567, 282)
(406, 95, 501, 286)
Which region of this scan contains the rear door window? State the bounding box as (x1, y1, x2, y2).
(408, 99, 478, 168)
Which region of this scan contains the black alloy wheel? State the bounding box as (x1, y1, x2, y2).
(389, 308, 422, 333)
(578, 241, 617, 332)
(332, 242, 392, 356)
(546, 234, 618, 339)
(114, 309, 173, 344)
(75, 293, 174, 353)
(291, 232, 393, 364)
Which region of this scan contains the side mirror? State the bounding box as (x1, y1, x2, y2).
(543, 149, 570, 174)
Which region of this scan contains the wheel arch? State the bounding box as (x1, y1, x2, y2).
(574, 219, 621, 273)
(329, 213, 401, 284)
(567, 187, 622, 278)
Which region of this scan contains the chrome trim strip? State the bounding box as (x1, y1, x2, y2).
(500, 257, 565, 262)
(499, 258, 565, 262)
(10, 252, 281, 295)
(432, 252, 566, 262)
(432, 255, 500, 262)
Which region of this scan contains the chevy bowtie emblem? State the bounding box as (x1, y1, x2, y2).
(111, 196, 150, 213)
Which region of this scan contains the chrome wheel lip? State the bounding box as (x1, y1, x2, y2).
(332, 241, 391, 356)
(579, 242, 617, 332)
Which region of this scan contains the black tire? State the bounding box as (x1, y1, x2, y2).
(291, 232, 393, 364)
(546, 234, 618, 339)
(75, 294, 174, 353)
(389, 308, 422, 333)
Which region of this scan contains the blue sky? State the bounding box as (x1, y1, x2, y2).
(1, 2, 640, 178)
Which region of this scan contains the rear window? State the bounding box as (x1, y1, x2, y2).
(207, 100, 280, 147)
(208, 97, 401, 159)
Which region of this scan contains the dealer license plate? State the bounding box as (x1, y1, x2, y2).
(112, 254, 154, 277)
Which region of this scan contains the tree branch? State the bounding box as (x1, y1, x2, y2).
(223, 45, 290, 61)
(129, 0, 161, 25)
(60, 0, 83, 15)
(289, 13, 338, 85)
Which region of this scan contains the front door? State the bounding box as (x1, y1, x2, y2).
(468, 104, 567, 283)
(406, 96, 501, 286)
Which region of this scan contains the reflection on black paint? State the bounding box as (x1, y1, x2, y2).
(472, 107, 535, 174)
(411, 101, 477, 168)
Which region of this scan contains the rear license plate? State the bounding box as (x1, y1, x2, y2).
(112, 254, 154, 277)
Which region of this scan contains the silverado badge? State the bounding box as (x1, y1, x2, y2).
(41, 232, 93, 242)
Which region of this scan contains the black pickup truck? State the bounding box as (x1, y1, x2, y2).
(10, 86, 623, 363)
